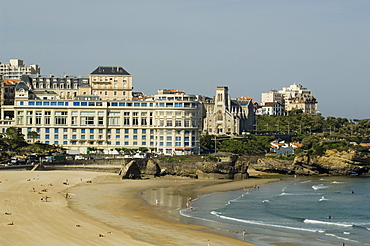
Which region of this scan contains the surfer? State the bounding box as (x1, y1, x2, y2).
(328, 215, 331, 219)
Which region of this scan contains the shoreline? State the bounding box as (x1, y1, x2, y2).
(0, 170, 277, 245)
(67, 173, 279, 245)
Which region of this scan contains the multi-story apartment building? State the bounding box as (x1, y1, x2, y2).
(89, 66, 133, 100)
(0, 66, 203, 155)
(261, 90, 283, 105)
(279, 83, 318, 114)
(0, 59, 40, 80)
(260, 102, 284, 116)
(261, 83, 318, 115)
(203, 86, 255, 135)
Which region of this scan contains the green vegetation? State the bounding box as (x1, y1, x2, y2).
(201, 114, 370, 157)
(0, 127, 27, 151)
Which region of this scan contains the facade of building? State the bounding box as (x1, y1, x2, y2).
(89, 66, 133, 100)
(0, 59, 40, 80)
(261, 90, 283, 105)
(261, 83, 318, 115)
(0, 66, 204, 155)
(260, 102, 283, 116)
(203, 86, 255, 135)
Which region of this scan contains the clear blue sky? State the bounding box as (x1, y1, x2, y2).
(1, 0, 369, 119)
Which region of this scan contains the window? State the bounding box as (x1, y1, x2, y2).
(166, 120, 172, 127)
(175, 120, 182, 127)
(81, 117, 94, 125)
(141, 118, 147, 125)
(109, 117, 120, 125)
(36, 116, 42, 124)
(132, 117, 139, 125)
(55, 116, 67, 125)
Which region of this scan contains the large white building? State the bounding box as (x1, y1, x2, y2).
(0, 66, 203, 155)
(0, 59, 40, 80)
(261, 83, 318, 115)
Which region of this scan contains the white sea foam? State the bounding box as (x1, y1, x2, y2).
(279, 192, 322, 196)
(300, 180, 312, 184)
(304, 219, 353, 227)
(179, 209, 216, 223)
(319, 196, 330, 201)
(331, 181, 344, 184)
(262, 200, 269, 203)
(312, 184, 330, 190)
(212, 214, 325, 233)
(324, 233, 363, 244)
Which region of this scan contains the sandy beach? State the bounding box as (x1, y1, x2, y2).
(0, 170, 277, 245)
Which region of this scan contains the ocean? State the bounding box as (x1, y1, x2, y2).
(180, 177, 370, 246)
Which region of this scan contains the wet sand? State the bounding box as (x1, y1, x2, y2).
(0, 170, 277, 245)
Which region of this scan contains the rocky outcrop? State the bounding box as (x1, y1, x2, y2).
(119, 160, 142, 179)
(252, 150, 370, 176)
(310, 150, 370, 175)
(119, 155, 250, 180)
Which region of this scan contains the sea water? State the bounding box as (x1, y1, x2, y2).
(180, 177, 370, 246)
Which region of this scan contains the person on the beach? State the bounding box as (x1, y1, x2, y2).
(66, 193, 69, 198)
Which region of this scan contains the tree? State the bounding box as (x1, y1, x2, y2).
(0, 127, 26, 150)
(200, 135, 215, 151)
(29, 131, 39, 143)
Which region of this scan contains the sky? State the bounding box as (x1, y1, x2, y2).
(1, 0, 369, 119)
